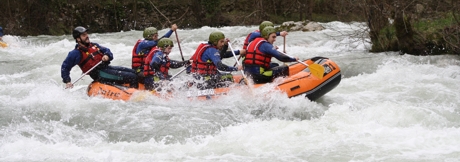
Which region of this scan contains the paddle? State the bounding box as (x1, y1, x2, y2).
(233, 55, 242, 67)
(227, 42, 253, 92)
(280, 52, 325, 79)
(283, 36, 286, 53)
(66, 61, 103, 89)
(169, 66, 188, 80)
(174, 31, 185, 61)
(282, 36, 288, 66)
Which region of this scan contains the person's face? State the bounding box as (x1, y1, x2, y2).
(163, 46, 172, 54)
(78, 32, 90, 44)
(267, 33, 276, 44)
(216, 38, 225, 49)
(152, 33, 159, 41)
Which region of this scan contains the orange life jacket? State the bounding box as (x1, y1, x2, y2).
(143, 47, 161, 76)
(77, 43, 104, 73)
(242, 30, 259, 50)
(190, 43, 218, 75)
(244, 37, 272, 69)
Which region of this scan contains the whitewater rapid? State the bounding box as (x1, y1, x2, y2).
(1, 22, 459, 161)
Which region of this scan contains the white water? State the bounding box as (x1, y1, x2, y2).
(1, 22, 460, 161)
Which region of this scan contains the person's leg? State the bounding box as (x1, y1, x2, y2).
(99, 66, 139, 88)
(144, 76, 155, 90)
(270, 65, 289, 79)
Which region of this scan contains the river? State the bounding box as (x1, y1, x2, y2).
(1, 22, 460, 161)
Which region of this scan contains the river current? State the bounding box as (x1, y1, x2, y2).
(1, 22, 459, 161)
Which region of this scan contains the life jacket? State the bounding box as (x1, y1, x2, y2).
(157, 55, 171, 79)
(143, 47, 161, 76)
(244, 37, 272, 69)
(242, 30, 259, 50)
(132, 39, 154, 72)
(190, 43, 218, 75)
(77, 43, 104, 73)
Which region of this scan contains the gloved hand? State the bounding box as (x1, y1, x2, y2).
(186, 59, 192, 65)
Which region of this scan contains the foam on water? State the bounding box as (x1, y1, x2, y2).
(1, 22, 460, 161)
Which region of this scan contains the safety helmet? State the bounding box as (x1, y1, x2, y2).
(158, 38, 174, 48)
(143, 27, 158, 40)
(209, 31, 225, 46)
(261, 26, 277, 39)
(72, 26, 88, 39)
(259, 21, 274, 31)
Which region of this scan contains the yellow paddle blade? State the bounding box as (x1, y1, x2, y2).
(308, 63, 325, 79)
(0, 41, 7, 48)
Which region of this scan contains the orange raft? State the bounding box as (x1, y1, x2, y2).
(87, 56, 341, 101)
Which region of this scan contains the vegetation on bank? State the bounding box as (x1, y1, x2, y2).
(0, 0, 458, 55)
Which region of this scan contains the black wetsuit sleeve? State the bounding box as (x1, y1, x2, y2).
(169, 60, 189, 69)
(216, 61, 237, 71)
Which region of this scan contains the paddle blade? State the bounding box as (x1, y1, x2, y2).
(0, 41, 7, 48)
(308, 63, 325, 79)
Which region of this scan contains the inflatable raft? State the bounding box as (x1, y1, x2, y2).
(86, 56, 341, 101)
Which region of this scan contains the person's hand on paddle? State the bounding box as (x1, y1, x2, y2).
(224, 38, 230, 46)
(171, 24, 178, 31)
(239, 49, 246, 56)
(65, 82, 74, 89)
(236, 65, 243, 71)
(102, 55, 110, 62)
(280, 31, 288, 37)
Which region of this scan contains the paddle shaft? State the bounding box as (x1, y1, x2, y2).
(170, 66, 188, 80)
(283, 36, 286, 53)
(233, 55, 242, 67)
(175, 31, 185, 61)
(280, 52, 310, 67)
(227, 42, 253, 89)
(71, 61, 103, 85)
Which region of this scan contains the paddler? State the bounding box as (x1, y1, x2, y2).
(243, 26, 298, 84)
(188, 31, 246, 89)
(61, 26, 138, 89)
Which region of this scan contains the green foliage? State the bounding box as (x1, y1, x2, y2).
(413, 13, 456, 33)
(371, 25, 398, 52)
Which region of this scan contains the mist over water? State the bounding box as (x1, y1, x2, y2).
(1, 22, 460, 161)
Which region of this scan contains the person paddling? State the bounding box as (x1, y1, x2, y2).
(188, 31, 246, 89)
(143, 38, 191, 90)
(61, 26, 138, 89)
(132, 24, 178, 82)
(243, 26, 298, 84)
(242, 21, 288, 51)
